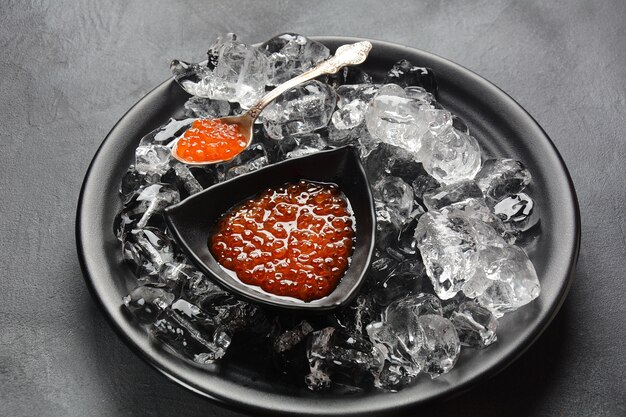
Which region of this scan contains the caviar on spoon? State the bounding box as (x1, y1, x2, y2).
(171, 41, 372, 165)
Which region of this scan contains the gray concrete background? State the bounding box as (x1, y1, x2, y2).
(1, 0, 624, 416)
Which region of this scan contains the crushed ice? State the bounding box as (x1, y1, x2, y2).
(116, 32, 542, 392)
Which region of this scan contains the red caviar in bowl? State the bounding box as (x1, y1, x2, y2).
(175, 119, 247, 163)
(210, 180, 356, 302)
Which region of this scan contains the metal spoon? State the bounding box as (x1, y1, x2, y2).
(171, 41, 373, 165)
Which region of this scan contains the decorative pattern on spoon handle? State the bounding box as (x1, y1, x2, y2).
(316, 41, 373, 74)
(247, 41, 373, 120)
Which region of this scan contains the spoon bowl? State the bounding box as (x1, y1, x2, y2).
(164, 146, 376, 311)
(170, 113, 255, 165)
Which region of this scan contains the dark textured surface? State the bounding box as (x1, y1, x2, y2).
(0, 1, 624, 416)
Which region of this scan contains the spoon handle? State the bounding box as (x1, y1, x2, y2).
(247, 41, 373, 119)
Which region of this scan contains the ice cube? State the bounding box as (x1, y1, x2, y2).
(273, 320, 314, 353)
(119, 165, 160, 200)
(387, 155, 428, 185)
(191, 295, 267, 338)
(184, 273, 226, 302)
(216, 142, 269, 180)
(363, 249, 400, 290)
(455, 198, 510, 246)
(451, 300, 498, 348)
(206, 33, 237, 70)
(184, 96, 231, 119)
(395, 214, 422, 258)
(158, 262, 207, 294)
(135, 145, 172, 176)
(284, 133, 327, 159)
(122, 227, 177, 282)
(152, 300, 231, 364)
(326, 123, 364, 147)
(396, 293, 443, 316)
(493, 192, 540, 235)
(417, 107, 453, 136)
(372, 176, 414, 218)
(414, 205, 482, 299)
(415, 315, 460, 378)
(127, 183, 179, 229)
(374, 201, 403, 251)
(420, 127, 482, 184)
(224, 154, 268, 179)
(366, 252, 400, 284)
(259, 33, 330, 86)
(369, 257, 427, 306)
(376, 83, 406, 96)
(367, 294, 445, 378)
(331, 99, 369, 131)
(383, 59, 438, 95)
(210, 38, 269, 108)
(305, 327, 385, 391)
(404, 86, 435, 104)
(474, 158, 532, 203)
(411, 173, 440, 201)
(388, 254, 427, 276)
(416, 200, 511, 300)
(331, 295, 377, 336)
(172, 35, 269, 108)
(123, 285, 175, 323)
(270, 318, 315, 376)
(133, 118, 197, 185)
(114, 204, 158, 242)
(323, 66, 373, 88)
(473, 245, 541, 317)
(170, 59, 213, 97)
(365, 85, 426, 154)
(366, 84, 451, 157)
(376, 361, 414, 391)
(261, 81, 336, 140)
(366, 296, 425, 378)
(114, 184, 180, 240)
(330, 84, 379, 131)
(439, 293, 472, 318)
(422, 180, 484, 211)
(363, 143, 416, 183)
(337, 84, 380, 108)
(162, 163, 204, 196)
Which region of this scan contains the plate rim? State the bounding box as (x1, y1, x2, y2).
(76, 35, 581, 416)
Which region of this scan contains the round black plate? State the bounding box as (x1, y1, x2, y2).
(76, 37, 580, 416)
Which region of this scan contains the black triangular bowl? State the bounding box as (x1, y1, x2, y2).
(163, 145, 376, 311)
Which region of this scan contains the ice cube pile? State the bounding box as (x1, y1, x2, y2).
(115, 33, 541, 392)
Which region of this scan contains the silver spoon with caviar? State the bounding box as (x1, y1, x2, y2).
(170, 41, 373, 165)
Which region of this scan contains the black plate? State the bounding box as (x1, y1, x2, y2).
(164, 146, 375, 311)
(76, 37, 580, 416)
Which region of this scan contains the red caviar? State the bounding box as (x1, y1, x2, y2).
(175, 119, 247, 163)
(210, 181, 356, 302)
